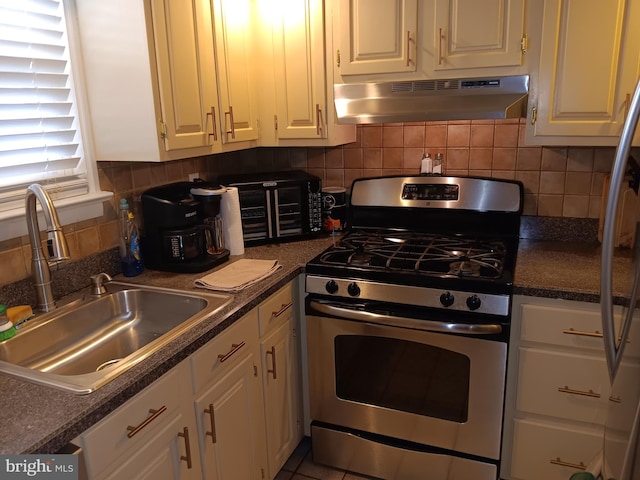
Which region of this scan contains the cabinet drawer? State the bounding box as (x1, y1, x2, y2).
(511, 418, 602, 480)
(258, 282, 293, 337)
(517, 347, 609, 425)
(191, 310, 258, 393)
(80, 365, 185, 477)
(520, 303, 604, 350)
(520, 303, 640, 357)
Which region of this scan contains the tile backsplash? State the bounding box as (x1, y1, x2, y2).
(0, 119, 613, 287)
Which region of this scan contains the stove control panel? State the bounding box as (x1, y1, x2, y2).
(308, 275, 509, 317)
(402, 183, 459, 201)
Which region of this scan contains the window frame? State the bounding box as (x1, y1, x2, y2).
(0, 0, 112, 242)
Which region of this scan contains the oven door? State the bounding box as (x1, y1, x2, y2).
(306, 301, 507, 461)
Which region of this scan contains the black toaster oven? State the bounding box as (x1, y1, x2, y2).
(219, 170, 322, 245)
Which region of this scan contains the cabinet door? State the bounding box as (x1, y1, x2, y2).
(272, 0, 327, 140)
(98, 414, 200, 480)
(433, 0, 525, 71)
(194, 350, 267, 480)
(211, 0, 260, 144)
(261, 315, 302, 477)
(337, 0, 418, 75)
(529, 0, 640, 142)
(150, 0, 219, 151)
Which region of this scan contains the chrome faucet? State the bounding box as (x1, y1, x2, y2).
(26, 184, 71, 312)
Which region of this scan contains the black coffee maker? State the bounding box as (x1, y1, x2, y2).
(140, 181, 230, 273)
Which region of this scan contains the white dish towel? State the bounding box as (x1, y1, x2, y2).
(194, 259, 281, 292)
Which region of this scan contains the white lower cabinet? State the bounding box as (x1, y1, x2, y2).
(501, 296, 640, 480)
(257, 282, 303, 478)
(190, 310, 268, 480)
(76, 281, 302, 480)
(77, 363, 201, 480)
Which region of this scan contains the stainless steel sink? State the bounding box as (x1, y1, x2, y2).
(0, 281, 232, 394)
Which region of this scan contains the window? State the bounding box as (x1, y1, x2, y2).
(0, 0, 111, 240)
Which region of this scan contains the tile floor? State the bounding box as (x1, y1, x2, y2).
(275, 436, 378, 480)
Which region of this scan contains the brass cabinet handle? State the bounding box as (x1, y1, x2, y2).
(406, 30, 412, 66)
(626, 93, 631, 118)
(126, 406, 167, 438)
(563, 328, 603, 338)
(550, 457, 586, 470)
(563, 327, 628, 343)
(438, 28, 444, 65)
(178, 426, 193, 469)
(267, 346, 277, 380)
(206, 106, 218, 141)
(217, 341, 246, 363)
(610, 395, 622, 403)
(558, 386, 601, 398)
(204, 403, 217, 444)
(316, 104, 325, 137)
(531, 106, 537, 125)
(225, 106, 235, 139)
(272, 302, 293, 319)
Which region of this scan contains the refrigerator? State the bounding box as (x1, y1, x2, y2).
(598, 78, 640, 480)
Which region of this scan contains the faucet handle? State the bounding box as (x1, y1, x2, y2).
(90, 273, 112, 296)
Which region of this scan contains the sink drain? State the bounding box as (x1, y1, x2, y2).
(96, 359, 122, 371)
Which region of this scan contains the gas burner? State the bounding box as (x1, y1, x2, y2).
(449, 260, 481, 276)
(319, 230, 506, 279)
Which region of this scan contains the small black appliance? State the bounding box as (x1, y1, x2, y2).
(140, 181, 229, 273)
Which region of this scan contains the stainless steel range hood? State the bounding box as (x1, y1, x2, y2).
(334, 75, 529, 124)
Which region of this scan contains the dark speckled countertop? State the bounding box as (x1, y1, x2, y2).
(513, 240, 632, 303)
(0, 233, 629, 455)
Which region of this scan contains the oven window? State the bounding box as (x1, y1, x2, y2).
(334, 335, 470, 422)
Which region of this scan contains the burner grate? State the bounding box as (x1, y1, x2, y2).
(318, 231, 506, 279)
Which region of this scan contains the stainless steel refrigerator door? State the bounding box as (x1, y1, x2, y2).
(601, 77, 640, 480)
(601, 78, 640, 382)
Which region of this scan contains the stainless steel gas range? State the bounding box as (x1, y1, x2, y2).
(305, 175, 523, 480)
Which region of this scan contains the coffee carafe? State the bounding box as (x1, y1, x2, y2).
(140, 181, 229, 273)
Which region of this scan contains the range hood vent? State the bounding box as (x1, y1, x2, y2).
(334, 75, 529, 124)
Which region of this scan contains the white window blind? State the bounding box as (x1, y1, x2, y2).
(0, 0, 88, 212)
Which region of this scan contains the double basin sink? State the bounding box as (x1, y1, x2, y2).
(0, 281, 232, 394)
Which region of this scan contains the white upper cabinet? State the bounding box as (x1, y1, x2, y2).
(255, 0, 356, 146)
(272, 0, 327, 140)
(211, 0, 260, 144)
(337, 0, 418, 76)
(433, 0, 526, 71)
(150, 0, 219, 152)
(525, 0, 640, 145)
(332, 0, 529, 82)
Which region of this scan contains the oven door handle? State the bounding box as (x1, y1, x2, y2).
(309, 301, 502, 335)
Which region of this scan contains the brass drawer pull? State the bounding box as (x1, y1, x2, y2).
(267, 346, 277, 380)
(563, 328, 602, 338)
(550, 457, 586, 470)
(178, 426, 193, 469)
(204, 403, 217, 444)
(217, 341, 246, 363)
(609, 395, 622, 403)
(558, 386, 601, 398)
(272, 302, 293, 319)
(126, 405, 167, 438)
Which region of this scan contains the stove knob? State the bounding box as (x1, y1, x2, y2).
(347, 282, 361, 297)
(440, 292, 455, 307)
(466, 295, 482, 311)
(325, 280, 339, 294)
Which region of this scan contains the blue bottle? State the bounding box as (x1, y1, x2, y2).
(119, 198, 144, 277)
